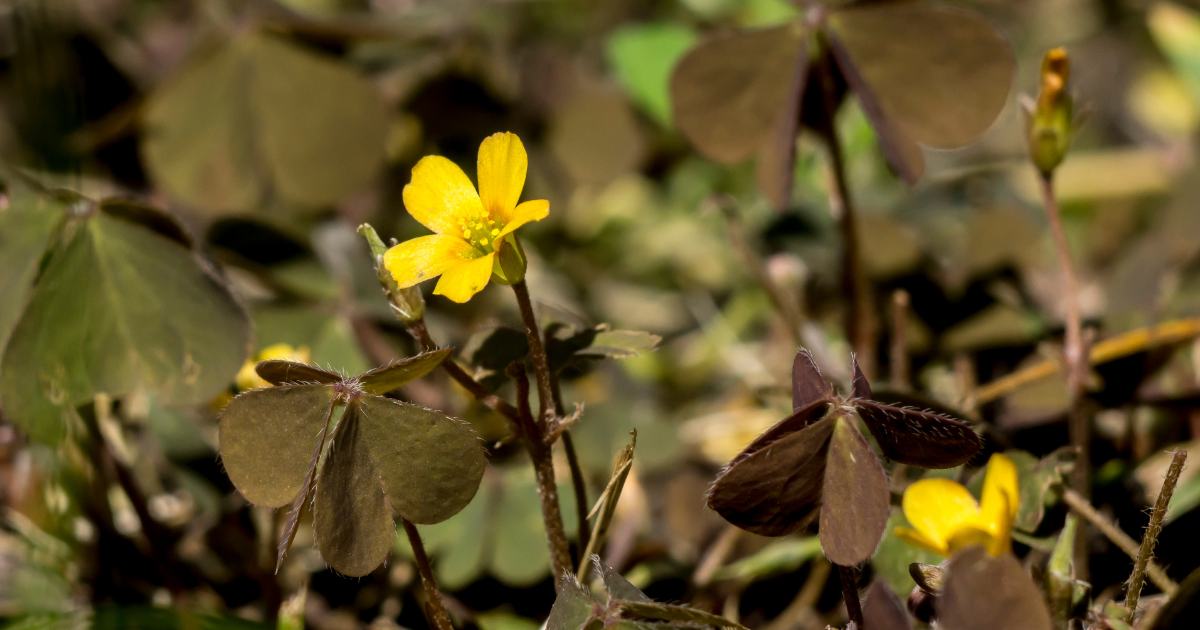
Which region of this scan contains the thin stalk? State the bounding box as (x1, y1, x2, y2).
(763, 559, 831, 630)
(1061, 488, 1177, 595)
(1126, 449, 1188, 620)
(720, 200, 803, 346)
(511, 280, 556, 428)
(837, 564, 864, 628)
(401, 518, 454, 630)
(1042, 173, 1091, 578)
(407, 320, 521, 423)
(890, 289, 910, 391)
(547, 334, 591, 553)
(820, 123, 873, 378)
(508, 362, 573, 586)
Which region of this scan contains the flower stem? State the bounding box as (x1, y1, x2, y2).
(1061, 488, 1177, 594)
(1126, 449, 1188, 621)
(1042, 173, 1091, 578)
(511, 280, 556, 428)
(401, 517, 454, 630)
(545, 331, 591, 552)
(820, 122, 873, 378)
(508, 361, 573, 586)
(407, 320, 522, 424)
(837, 564, 864, 628)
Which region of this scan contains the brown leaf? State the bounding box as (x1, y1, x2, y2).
(219, 384, 339, 508)
(671, 24, 807, 164)
(313, 400, 395, 577)
(707, 414, 834, 536)
(755, 40, 809, 210)
(862, 580, 913, 630)
(820, 416, 889, 565)
(357, 348, 451, 395)
(851, 354, 872, 400)
(853, 400, 980, 469)
(276, 400, 336, 573)
(255, 360, 341, 386)
(828, 3, 1014, 149)
(938, 546, 1053, 630)
(792, 349, 833, 411)
(358, 394, 485, 524)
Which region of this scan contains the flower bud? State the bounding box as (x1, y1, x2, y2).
(491, 235, 527, 285)
(1028, 48, 1074, 176)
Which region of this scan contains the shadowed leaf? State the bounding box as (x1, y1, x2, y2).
(220, 384, 338, 508)
(853, 400, 980, 469)
(820, 416, 889, 565)
(708, 413, 834, 536)
(546, 575, 599, 630)
(828, 3, 1014, 148)
(276, 400, 336, 573)
(792, 349, 832, 411)
(597, 556, 650, 602)
(577, 330, 662, 359)
(1150, 565, 1200, 630)
(579, 433, 637, 577)
(1, 213, 250, 443)
(615, 602, 749, 630)
(313, 401, 395, 577)
(862, 580, 912, 630)
(98, 198, 191, 247)
(851, 354, 872, 400)
(255, 360, 341, 386)
(358, 393, 485, 524)
(755, 40, 808, 210)
(939, 546, 1053, 630)
(671, 24, 806, 163)
(358, 348, 451, 395)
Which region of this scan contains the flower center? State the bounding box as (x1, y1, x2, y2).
(459, 208, 502, 253)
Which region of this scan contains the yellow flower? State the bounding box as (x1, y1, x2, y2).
(894, 453, 1019, 557)
(236, 343, 311, 391)
(383, 132, 550, 303)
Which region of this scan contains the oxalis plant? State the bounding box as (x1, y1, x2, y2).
(670, 0, 1014, 372)
(706, 349, 980, 626)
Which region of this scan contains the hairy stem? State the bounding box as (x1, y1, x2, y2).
(1126, 449, 1188, 620)
(837, 564, 863, 628)
(547, 335, 591, 553)
(401, 518, 454, 630)
(1043, 174, 1091, 577)
(512, 280, 556, 428)
(508, 362, 573, 586)
(1061, 488, 1177, 595)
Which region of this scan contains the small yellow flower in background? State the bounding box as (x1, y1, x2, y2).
(895, 453, 1019, 557)
(235, 344, 311, 391)
(384, 132, 550, 303)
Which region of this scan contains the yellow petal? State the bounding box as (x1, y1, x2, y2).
(894, 526, 949, 557)
(901, 478, 981, 550)
(945, 524, 997, 555)
(477, 131, 527, 221)
(980, 453, 1020, 527)
(985, 492, 1013, 556)
(384, 234, 482, 289)
(495, 199, 549, 240)
(433, 253, 496, 303)
(403, 155, 485, 235)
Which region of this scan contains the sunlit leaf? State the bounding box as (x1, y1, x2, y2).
(1, 213, 251, 443)
(220, 385, 338, 508)
(358, 393, 485, 524)
(546, 576, 598, 630)
(0, 187, 65, 351)
(357, 348, 450, 395)
(255, 360, 341, 386)
(313, 401, 395, 577)
(708, 536, 823, 582)
(854, 400, 980, 469)
(141, 33, 388, 214)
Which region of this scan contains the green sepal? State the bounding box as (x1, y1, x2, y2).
(491, 234, 527, 285)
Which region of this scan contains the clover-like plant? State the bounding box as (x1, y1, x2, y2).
(670, 0, 1015, 205)
(707, 349, 980, 566)
(219, 349, 486, 576)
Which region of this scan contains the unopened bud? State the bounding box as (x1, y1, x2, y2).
(491, 235, 527, 285)
(358, 223, 426, 323)
(1027, 47, 1074, 176)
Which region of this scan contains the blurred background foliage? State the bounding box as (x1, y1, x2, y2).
(8, 0, 1200, 628)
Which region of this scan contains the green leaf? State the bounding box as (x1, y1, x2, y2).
(546, 576, 598, 630)
(607, 23, 698, 127)
(0, 213, 251, 443)
(490, 467, 578, 586)
(358, 349, 450, 395)
(358, 393, 485, 524)
(476, 612, 542, 630)
(1149, 3, 1200, 107)
(709, 536, 823, 582)
(0, 188, 66, 353)
(872, 509, 941, 596)
(220, 385, 338, 508)
(141, 33, 388, 214)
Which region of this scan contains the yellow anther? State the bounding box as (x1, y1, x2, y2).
(463, 229, 471, 238)
(480, 238, 489, 246)
(491, 228, 499, 236)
